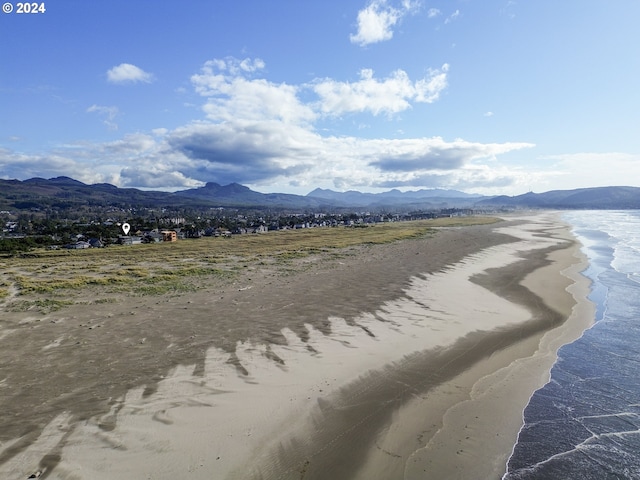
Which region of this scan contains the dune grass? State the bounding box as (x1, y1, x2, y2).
(0, 217, 499, 312)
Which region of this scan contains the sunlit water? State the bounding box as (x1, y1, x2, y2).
(504, 211, 640, 479)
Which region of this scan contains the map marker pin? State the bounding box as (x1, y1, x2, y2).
(122, 223, 131, 235)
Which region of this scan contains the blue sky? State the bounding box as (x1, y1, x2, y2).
(1, 0, 639, 195)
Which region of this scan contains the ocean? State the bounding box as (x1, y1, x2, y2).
(504, 210, 640, 479)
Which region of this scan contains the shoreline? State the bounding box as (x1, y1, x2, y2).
(401, 215, 595, 480)
(0, 214, 594, 479)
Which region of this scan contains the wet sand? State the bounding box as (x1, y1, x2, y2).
(0, 213, 593, 479)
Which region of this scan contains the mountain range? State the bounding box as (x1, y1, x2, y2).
(476, 186, 640, 209)
(1, 176, 640, 213)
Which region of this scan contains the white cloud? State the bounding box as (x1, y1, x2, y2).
(0, 150, 83, 181)
(120, 167, 202, 189)
(191, 58, 315, 125)
(312, 64, 449, 116)
(197, 58, 448, 122)
(0, 144, 136, 188)
(152, 128, 169, 137)
(103, 133, 157, 154)
(372, 165, 524, 192)
(445, 9, 460, 24)
(1, 57, 542, 194)
(0, 128, 533, 193)
(350, 0, 420, 47)
(204, 57, 266, 76)
(427, 8, 440, 18)
(237, 57, 266, 74)
(166, 121, 319, 186)
(162, 114, 532, 191)
(367, 137, 533, 172)
(87, 104, 119, 130)
(107, 63, 154, 84)
(484, 111, 494, 117)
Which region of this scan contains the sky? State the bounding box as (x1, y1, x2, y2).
(1, 0, 639, 196)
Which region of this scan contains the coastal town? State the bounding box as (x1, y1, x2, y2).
(1, 207, 476, 253)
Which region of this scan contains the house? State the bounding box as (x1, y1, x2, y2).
(143, 231, 163, 243)
(64, 241, 91, 249)
(88, 238, 104, 248)
(118, 236, 143, 245)
(161, 230, 177, 242)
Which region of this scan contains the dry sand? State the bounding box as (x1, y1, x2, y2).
(0, 213, 594, 479)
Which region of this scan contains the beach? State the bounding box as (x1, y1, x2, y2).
(0, 213, 593, 479)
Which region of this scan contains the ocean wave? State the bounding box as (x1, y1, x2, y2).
(504, 210, 640, 479)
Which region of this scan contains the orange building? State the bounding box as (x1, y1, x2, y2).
(161, 230, 177, 242)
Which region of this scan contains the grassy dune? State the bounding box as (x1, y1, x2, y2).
(0, 217, 499, 312)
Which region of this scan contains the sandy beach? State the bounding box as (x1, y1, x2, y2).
(0, 213, 593, 479)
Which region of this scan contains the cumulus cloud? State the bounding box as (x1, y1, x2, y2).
(350, 0, 420, 47)
(102, 133, 157, 155)
(313, 64, 449, 116)
(0, 130, 534, 193)
(160, 122, 533, 189)
(0, 149, 83, 181)
(191, 57, 447, 121)
(191, 58, 316, 125)
(2, 56, 540, 194)
(169, 58, 471, 188)
(204, 57, 266, 75)
(372, 165, 526, 191)
(367, 137, 533, 172)
(107, 63, 154, 84)
(166, 122, 317, 185)
(427, 8, 440, 18)
(119, 168, 202, 189)
(352, 137, 534, 194)
(0, 133, 175, 187)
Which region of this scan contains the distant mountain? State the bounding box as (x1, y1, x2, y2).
(2, 177, 640, 214)
(0, 177, 336, 213)
(477, 186, 640, 209)
(174, 182, 327, 208)
(306, 187, 483, 208)
(0, 176, 185, 211)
